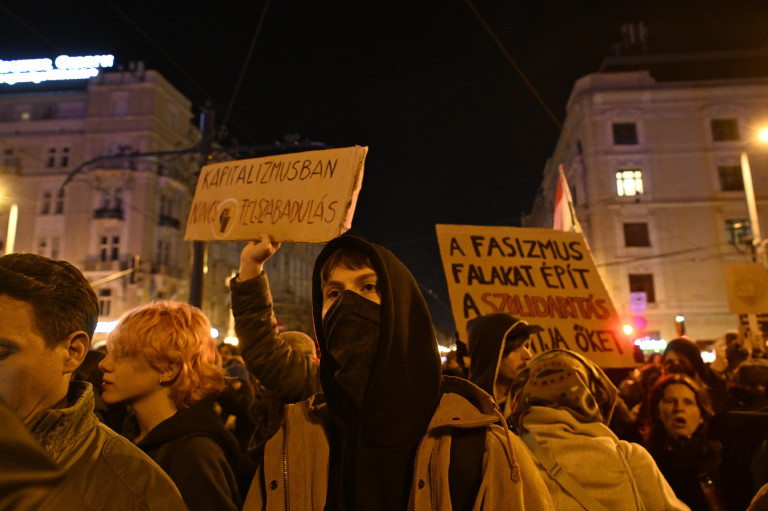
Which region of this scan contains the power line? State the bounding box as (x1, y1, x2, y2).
(464, 0, 562, 131)
(105, 1, 214, 101)
(221, 0, 272, 133)
(0, 5, 62, 53)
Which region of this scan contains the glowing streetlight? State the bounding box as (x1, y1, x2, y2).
(740, 126, 768, 348)
(741, 129, 768, 268)
(758, 126, 768, 144)
(0, 186, 18, 255)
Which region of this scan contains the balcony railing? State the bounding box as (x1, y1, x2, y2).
(158, 215, 181, 229)
(93, 207, 124, 220)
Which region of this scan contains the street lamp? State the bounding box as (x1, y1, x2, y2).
(5, 202, 17, 254)
(740, 151, 764, 267)
(0, 186, 18, 255)
(740, 126, 768, 351)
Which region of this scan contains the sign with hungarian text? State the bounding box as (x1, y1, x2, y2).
(435, 224, 638, 368)
(184, 146, 367, 243)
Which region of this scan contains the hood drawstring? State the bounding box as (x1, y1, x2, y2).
(492, 406, 521, 483)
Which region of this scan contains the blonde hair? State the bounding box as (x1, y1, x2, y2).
(107, 301, 225, 409)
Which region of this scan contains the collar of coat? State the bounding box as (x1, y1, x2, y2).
(31, 381, 98, 459)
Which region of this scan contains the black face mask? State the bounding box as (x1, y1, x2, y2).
(322, 289, 381, 407)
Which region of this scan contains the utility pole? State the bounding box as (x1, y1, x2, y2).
(189, 104, 215, 308)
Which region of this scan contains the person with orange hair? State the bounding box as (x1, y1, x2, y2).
(99, 301, 243, 511)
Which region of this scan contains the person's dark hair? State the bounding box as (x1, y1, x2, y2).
(320, 246, 373, 283)
(0, 253, 98, 347)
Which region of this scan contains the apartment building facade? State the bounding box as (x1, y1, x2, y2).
(525, 51, 768, 344)
(0, 63, 317, 341)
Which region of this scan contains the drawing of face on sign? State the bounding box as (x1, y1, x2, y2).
(213, 198, 239, 239)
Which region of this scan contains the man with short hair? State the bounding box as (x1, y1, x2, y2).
(231, 235, 553, 510)
(0, 253, 186, 510)
(466, 313, 543, 420)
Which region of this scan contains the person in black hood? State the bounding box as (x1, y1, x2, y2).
(467, 313, 542, 419)
(233, 234, 555, 511)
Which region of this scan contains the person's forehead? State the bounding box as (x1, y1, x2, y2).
(324, 265, 377, 283)
(664, 383, 695, 399)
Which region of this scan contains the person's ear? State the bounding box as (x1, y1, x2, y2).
(159, 364, 181, 385)
(63, 331, 90, 375)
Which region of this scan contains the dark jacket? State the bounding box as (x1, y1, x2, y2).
(136, 394, 243, 511)
(231, 271, 321, 404)
(647, 426, 722, 511)
(310, 235, 444, 511)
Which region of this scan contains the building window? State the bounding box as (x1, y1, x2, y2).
(54, 189, 65, 214)
(99, 235, 120, 262)
(46, 147, 70, 167)
(616, 169, 645, 197)
(624, 222, 650, 247)
(629, 273, 655, 303)
(612, 123, 638, 145)
(50, 236, 60, 259)
(98, 289, 112, 317)
(155, 239, 172, 266)
(100, 188, 123, 209)
(718, 165, 744, 191)
(726, 219, 751, 245)
(711, 118, 740, 141)
(41, 191, 51, 215)
(37, 238, 47, 256)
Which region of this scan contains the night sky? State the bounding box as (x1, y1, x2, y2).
(2, 1, 767, 333)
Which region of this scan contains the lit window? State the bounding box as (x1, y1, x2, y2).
(726, 219, 751, 245)
(711, 119, 740, 141)
(616, 169, 644, 196)
(612, 123, 638, 145)
(718, 165, 744, 191)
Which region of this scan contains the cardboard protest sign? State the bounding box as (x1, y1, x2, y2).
(435, 224, 638, 368)
(723, 262, 768, 314)
(184, 146, 367, 242)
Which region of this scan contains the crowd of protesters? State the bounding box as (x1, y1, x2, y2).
(5, 237, 768, 510)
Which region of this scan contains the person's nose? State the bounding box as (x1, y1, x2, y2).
(98, 353, 112, 373)
(521, 347, 532, 360)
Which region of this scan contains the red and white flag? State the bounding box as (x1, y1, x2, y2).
(553, 164, 581, 232)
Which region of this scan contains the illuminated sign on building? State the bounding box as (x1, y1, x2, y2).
(0, 54, 115, 85)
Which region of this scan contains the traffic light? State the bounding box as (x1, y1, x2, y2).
(130, 255, 141, 284)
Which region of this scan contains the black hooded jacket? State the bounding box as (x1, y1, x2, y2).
(312, 236, 443, 511)
(135, 394, 244, 511)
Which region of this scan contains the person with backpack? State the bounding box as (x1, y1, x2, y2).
(99, 301, 246, 511)
(509, 349, 689, 511)
(232, 234, 554, 510)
